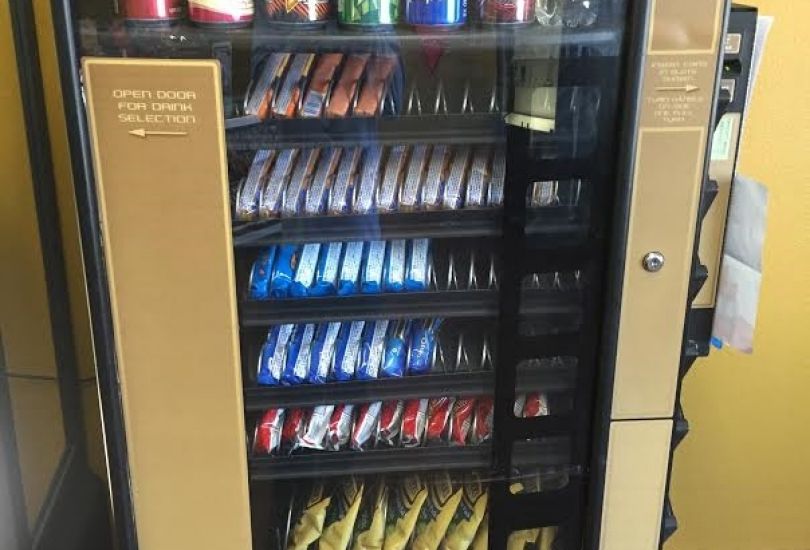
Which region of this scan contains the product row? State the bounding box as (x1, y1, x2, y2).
(280, 473, 560, 550)
(124, 0, 598, 30)
(254, 318, 503, 386)
(233, 145, 506, 221)
(252, 392, 549, 454)
(243, 53, 400, 121)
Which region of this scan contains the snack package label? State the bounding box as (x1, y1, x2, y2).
(289, 482, 332, 550)
(465, 148, 491, 208)
(300, 404, 335, 450)
(335, 321, 365, 380)
(352, 480, 388, 550)
(253, 408, 285, 455)
(245, 53, 290, 117)
(312, 242, 343, 297)
(450, 398, 476, 446)
(292, 243, 321, 296)
(426, 397, 455, 443)
(401, 398, 429, 447)
(328, 403, 355, 450)
(421, 145, 449, 208)
(283, 323, 317, 385)
(321, 478, 365, 550)
(362, 240, 386, 293)
(355, 146, 384, 214)
(237, 149, 275, 220)
(405, 238, 430, 291)
(282, 408, 308, 452)
(358, 320, 389, 379)
(338, 241, 365, 296)
(381, 320, 409, 378)
(248, 246, 277, 300)
(470, 512, 488, 550)
(377, 400, 404, 446)
(413, 474, 463, 550)
(407, 318, 441, 375)
(378, 145, 408, 211)
(352, 401, 382, 450)
(443, 147, 472, 210)
(330, 148, 362, 214)
(310, 322, 342, 383)
(401, 144, 429, 209)
(384, 476, 428, 550)
(487, 149, 506, 206)
(261, 148, 298, 217)
(284, 148, 320, 217)
(443, 476, 488, 550)
(473, 397, 494, 444)
(257, 323, 294, 386)
(306, 147, 342, 215)
(384, 239, 407, 292)
(270, 244, 299, 298)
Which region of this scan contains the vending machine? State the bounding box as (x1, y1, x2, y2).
(46, 0, 732, 548)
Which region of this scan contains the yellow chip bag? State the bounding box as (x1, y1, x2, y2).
(506, 473, 541, 550)
(321, 478, 364, 550)
(289, 482, 332, 550)
(352, 479, 388, 550)
(413, 473, 463, 550)
(383, 475, 428, 550)
(470, 513, 488, 550)
(537, 526, 557, 550)
(441, 475, 488, 550)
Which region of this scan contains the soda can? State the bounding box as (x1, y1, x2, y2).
(405, 0, 467, 27)
(188, 0, 255, 27)
(478, 0, 534, 25)
(123, 0, 183, 25)
(265, 0, 332, 27)
(338, 0, 398, 29)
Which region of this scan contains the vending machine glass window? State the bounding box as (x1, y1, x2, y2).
(47, 0, 730, 548)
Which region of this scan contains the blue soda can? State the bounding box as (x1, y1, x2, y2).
(405, 0, 467, 27)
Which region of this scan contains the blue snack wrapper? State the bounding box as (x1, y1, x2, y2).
(282, 323, 316, 385)
(381, 321, 411, 378)
(308, 322, 341, 384)
(338, 241, 365, 296)
(291, 243, 321, 297)
(248, 246, 277, 300)
(311, 242, 343, 297)
(361, 240, 386, 294)
(405, 238, 430, 291)
(269, 244, 299, 298)
(256, 324, 295, 386)
(357, 320, 390, 380)
(407, 319, 443, 375)
(334, 321, 365, 381)
(384, 239, 407, 293)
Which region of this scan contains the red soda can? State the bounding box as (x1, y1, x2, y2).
(478, 0, 535, 25)
(253, 408, 285, 455)
(188, 0, 255, 27)
(123, 0, 183, 24)
(426, 397, 455, 444)
(449, 398, 476, 446)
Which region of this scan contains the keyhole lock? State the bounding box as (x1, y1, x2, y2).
(642, 251, 665, 273)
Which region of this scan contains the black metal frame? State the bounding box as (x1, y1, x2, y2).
(44, 0, 667, 548)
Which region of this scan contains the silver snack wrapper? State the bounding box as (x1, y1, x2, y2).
(294, 243, 321, 292)
(273, 53, 315, 118)
(339, 241, 365, 292)
(354, 146, 384, 214)
(400, 145, 429, 211)
(362, 320, 389, 379)
(329, 147, 362, 215)
(407, 238, 430, 289)
(465, 148, 491, 208)
(305, 147, 342, 216)
(283, 148, 320, 218)
(442, 147, 472, 210)
(260, 148, 298, 219)
(328, 404, 355, 450)
(421, 145, 451, 210)
(236, 149, 275, 220)
(245, 53, 290, 117)
(313, 322, 341, 382)
(363, 240, 386, 289)
(299, 404, 336, 450)
(487, 149, 506, 207)
(387, 239, 407, 289)
(352, 401, 382, 451)
(377, 145, 408, 212)
(293, 324, 317, 381)
(529, 181, 558, 207)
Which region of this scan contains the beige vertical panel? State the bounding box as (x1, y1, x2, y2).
(7, 379, 66, 526)
(599, 420, 673, 550)
(612, 0, 726, 420)
(83, 58, 251, 550)
(695, 113, 742, 307)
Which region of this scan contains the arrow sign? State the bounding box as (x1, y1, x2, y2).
(129, 128, 188, 138)
(655, 84, 700, 93)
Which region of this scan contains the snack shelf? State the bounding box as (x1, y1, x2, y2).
(225, 113, 505, 148)
(244, 359, 577, 410)
(231, 207, 587, 247)
(239, 289, 582, 325)
(249, 438, 571, 481)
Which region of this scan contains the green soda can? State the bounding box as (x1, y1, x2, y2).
(338, 0, 399, 28)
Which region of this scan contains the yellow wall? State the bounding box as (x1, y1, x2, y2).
(668, 1, 810, 549)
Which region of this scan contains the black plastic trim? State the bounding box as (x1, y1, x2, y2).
(250, 438, 570, 481)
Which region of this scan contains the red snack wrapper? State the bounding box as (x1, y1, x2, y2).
(253, 408, 285, 455)
(449, 398, 476, 446)
(282, 408, 308, 453)
(522, 393, 550, 418)
(472, 397, 493, 444)
(327, 403, 355, 451)
(377, 400, 404, 446)
(426, 397, 455, 444)
(352, 401, 382, 451)
(401, 398, 429, 448)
